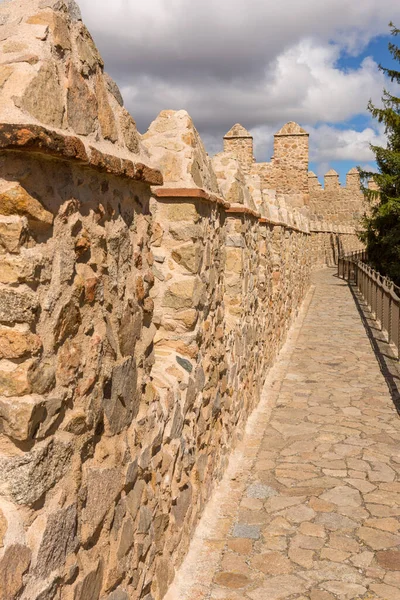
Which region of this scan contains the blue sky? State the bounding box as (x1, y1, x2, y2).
(79, 0, 400, 190)
(309, 34, 396, 184)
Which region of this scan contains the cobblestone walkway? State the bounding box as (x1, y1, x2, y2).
(165, 269, 400, 600)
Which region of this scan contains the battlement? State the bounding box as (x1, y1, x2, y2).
(0, 2, 365, 599)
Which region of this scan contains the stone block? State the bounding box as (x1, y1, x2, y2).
(169, 223, 202, 241)
(0, 392, 64, 441)
(0, 185, 53, 231)
(120, 109, 140, 153)
(67, 64, 98, 135)
(29, 11, 71, 52)
(168, 203, 199, 223)
(0, 437, 72, 505)
(163, 278, 205, 310)
(81, 468, 121, 542)
(226, 247, 243, 273)
(0, 216, 29, 253)
(0, 329, 40, 362)
(0, 287, 38, 325)
(73, 560, 104, 600)
(95, 73, 118, 142)
(103, 357, 139, 435)
(0, 360, 34, 397)
(35, 504, 77, 578)
(118, 299, 142, 357)
(17, 61, 64, 128)
(171, 242, 202, 273)
(54, 299, 81, 344)
(0, 254, 41, 285)
(75, 22, 104, 74)
(0, 544, 31, 600)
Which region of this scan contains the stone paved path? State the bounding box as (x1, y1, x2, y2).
(165, 269, 400, 600)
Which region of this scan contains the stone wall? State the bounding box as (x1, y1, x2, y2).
(309, 168, 366, 227)
(0, 2, 364, 599)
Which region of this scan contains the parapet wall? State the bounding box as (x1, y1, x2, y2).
(0, 2, 364, 600)
(309, 168, 365, 227)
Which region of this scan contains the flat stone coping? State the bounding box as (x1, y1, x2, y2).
(152, 186, 230, 208)
(259, 217, 310, 235)
(0, 123, 163, 186)
(153, 188, 312, 234)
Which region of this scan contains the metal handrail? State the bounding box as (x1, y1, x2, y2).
(338, 251, 400, 358)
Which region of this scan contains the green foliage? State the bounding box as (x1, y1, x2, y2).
(359, 23, 400, 284)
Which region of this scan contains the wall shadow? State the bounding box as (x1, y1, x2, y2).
(343, 275, 400, 415)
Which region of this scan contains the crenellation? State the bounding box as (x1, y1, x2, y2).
(0, 2, 367, 599)
(223, 123, 255, 174)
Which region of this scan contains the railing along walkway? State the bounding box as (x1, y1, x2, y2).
(338, 251, 400, 357)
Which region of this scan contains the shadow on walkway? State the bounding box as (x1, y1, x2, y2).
(336, 270, 400, 415)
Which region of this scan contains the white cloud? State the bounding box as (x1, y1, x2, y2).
(76, 0, 398, 168)
(308, 123, 387, 162)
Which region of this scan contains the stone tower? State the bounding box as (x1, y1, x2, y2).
(273, 122, 310, 206)
(223, 124, 254, 174)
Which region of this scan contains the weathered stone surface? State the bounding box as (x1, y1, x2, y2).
(0, 327, 42, 359)
(168, 203, 199, 222)
(120, 109, 140, 154)
(73, 560, 103, 600)
(171, 243, 202, 273)
(0, 544, 31, 600)
(75, 23, 104, 74)
(0, 287, 39, 324)
(35, 504, 77, 577)
(82, 468, 121, 541)
(103, 591, 129, 600)
(163, 279, 205, 310)
(54, 299, 81, 344)
(376, 550, 400, 570)
(67, 64, 98, 135)
(103, 358, 138, 435)
(0, 438, 72, 505)
(0, 123, 88, 162)
(118, 300, 142, 356)
(0, 394, 46, 440)
(214, 572, 250, 589)
(18, 62, 64, 128)
(0, 216, 29, 253)
(104, 72, 124, 107)
(0, 509, 7, 547)
(95, 73, 118, 142)
(0, 184, 53, 230)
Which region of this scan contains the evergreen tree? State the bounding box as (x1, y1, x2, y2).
(360, 23, 400, 285)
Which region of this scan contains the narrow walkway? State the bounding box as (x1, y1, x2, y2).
(166, 269, 400, 600)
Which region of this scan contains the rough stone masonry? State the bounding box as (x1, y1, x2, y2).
(0, 1, 365, 599)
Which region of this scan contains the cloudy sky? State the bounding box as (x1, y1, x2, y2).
(78, 0, 400, 183)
